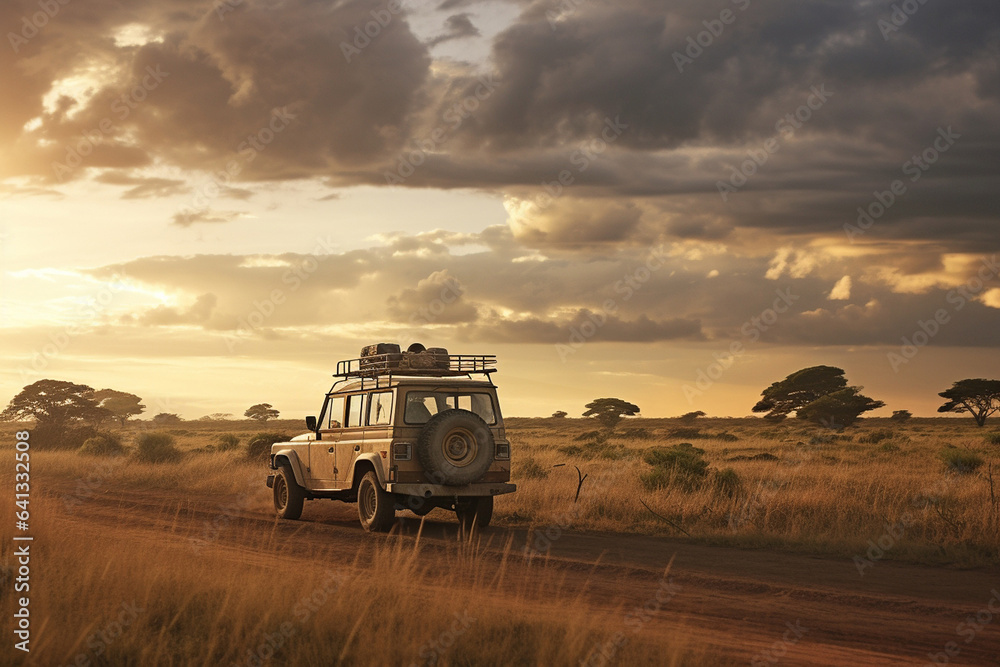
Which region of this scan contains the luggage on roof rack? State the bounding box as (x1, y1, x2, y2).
(338, 346, 496, 378)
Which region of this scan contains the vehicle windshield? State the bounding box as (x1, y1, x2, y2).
(403, 391, 497, 425)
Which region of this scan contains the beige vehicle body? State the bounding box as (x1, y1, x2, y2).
(266, 349, 514, 530)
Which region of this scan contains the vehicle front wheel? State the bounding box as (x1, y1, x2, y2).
(273, 464, 305, 520)
(456, 495, 493, 532)
(357, 471, 396, 532)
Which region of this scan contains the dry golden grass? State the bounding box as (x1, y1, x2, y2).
(0, 491, 693, 666)
(505, 417, 1000, 566)
(1, 416, 997, 664)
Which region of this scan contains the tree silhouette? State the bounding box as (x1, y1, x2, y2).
(1, 379, 108, 428)
(583, 398, 640, 431)
(937, 379, 1000, 427)
(93, 389, 146, 426)
(752, 366, 848, 420)
(551, 411, 568, 418)
(245, 403, 280, 422)
(796, 387, 885, 428)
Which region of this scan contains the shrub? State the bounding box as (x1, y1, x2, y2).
(574, 430, 607, 443)
(878, 442, 901, 453)
(246, 432, 288, 460)
(858, 429, 894, 445)
(940, 448, 984, 474)
(518, 457, 549, 480)
(985, 433, 1000, 446)
(133, 432, 181, 463)
(642, 443, 709, 492)
(890, 410, 912, 422)
(31, 423, 98, 450)
(79, 432, 126, 457)
(713, 468, 743, 498)
(216, 433, 241, 451)
(620, 427, 653, 440)
(668, 428, 702, 439)
(640, 466, 672, 491)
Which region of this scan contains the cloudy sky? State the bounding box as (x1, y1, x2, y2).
(1, 0, 998, 419)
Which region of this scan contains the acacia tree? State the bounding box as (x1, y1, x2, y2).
(551, 411, 568, 418)
(583, 398, 640, 431)
(245, 403, 280, 422)
(796, 388, 885, 428)
(937, 379, 1000, 427)
(93, 389, 146, 426)
(152, 413, 183, 425)
(679, 410, 706, 423)
(0, 379, 108, 428)
(752, 366, 848, 420)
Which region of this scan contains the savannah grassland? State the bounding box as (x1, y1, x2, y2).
(1, 416, 998, 666)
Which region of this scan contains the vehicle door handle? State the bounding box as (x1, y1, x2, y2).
(328, 447, 334, 453)
(354, 445, 360, 452)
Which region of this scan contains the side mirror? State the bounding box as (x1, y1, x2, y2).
(305, 415, 317, 431)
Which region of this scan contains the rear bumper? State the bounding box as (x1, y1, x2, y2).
(386, 482, 516, 497)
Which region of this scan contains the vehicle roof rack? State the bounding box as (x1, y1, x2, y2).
(334, 353, 497, 380)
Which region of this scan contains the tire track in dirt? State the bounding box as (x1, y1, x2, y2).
(44, 484, 1000, 665)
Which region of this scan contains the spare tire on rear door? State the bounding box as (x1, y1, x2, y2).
(417, 409, 494, 486)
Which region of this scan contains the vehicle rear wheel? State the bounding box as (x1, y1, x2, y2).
(357, 471, 395, 532)
(273, 464, 305, 520)
(417, 410, 495, 486)
(456, 495, 493, 532)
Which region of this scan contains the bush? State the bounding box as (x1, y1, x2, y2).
(30, 423, 98, 450)
(985, 433, 1000, 446)
(79, 432, 127, 457)
(246, 432, 288, 460)
(620, 427, 653, 440)
(713, 468, 743, 498)
(518, 457, 550, 480)
(573, 430, 606, 443)
(858, 429, 895, 445)
(642, 443, 709, 492)
(133, 432, 181, 463)
(940, 448, 984, 474)
(216, 433, 241, 451)
(668, 428, 702, 439)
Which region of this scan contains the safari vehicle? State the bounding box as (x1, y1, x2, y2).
(266, 343, 515, 532)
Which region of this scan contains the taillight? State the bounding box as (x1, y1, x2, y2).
(393, 443, 412, 461)
(495, 442, 510, 459)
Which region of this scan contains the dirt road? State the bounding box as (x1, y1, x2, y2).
(51, 485, 1000, 666)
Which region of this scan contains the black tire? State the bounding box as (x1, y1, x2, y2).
(273, 464, 305, 520)
(456, 496, 493, 531)
(357, 471, 395, 532)
(417, 409, 495, 486)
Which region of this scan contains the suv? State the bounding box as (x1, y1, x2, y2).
(266, 343, 515, 532)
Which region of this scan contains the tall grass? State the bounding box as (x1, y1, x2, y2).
(0, 493, 689, 666)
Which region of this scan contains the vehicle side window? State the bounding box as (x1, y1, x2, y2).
(327, 396, 345, 429)
(346, 394, 365, 427)
(368, 391, 393, 426)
